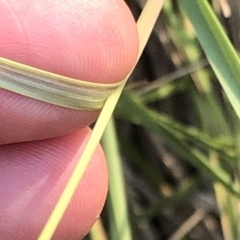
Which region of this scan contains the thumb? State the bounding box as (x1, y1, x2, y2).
(0, 0, 139, 144)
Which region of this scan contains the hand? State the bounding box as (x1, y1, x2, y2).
(0, 0, 138, 239)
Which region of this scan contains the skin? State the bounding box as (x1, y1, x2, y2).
(0, 0, 139, 239)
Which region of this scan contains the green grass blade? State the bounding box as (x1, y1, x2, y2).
(102, 118, 132, 240)
(179, 0, 240, 119)
(117, 91, 239, 195)
(117, 92, 235, 163)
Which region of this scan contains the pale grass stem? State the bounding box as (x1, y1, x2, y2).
(37, 0, 166, 239)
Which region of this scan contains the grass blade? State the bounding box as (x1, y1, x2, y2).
(37, 0, 166, 239)
(102, 118, 132, 240)
(89, 219, 108, 240)
(179, 0, 240, 119)
(117, 90, 239, 195)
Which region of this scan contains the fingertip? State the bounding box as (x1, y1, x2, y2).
(0, 0, 139, 144)
(0, 128, 108, 239)
(0, 0, 139, 83)
(0, 88, 100, 145)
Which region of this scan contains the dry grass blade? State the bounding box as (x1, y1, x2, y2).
(89, 219, 108, 240)
(168, 209, 206, 240)
(37, 0, 166, 239)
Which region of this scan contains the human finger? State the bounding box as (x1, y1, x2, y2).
(0, 0, 139, 144)
(0, 128, 108, 240)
